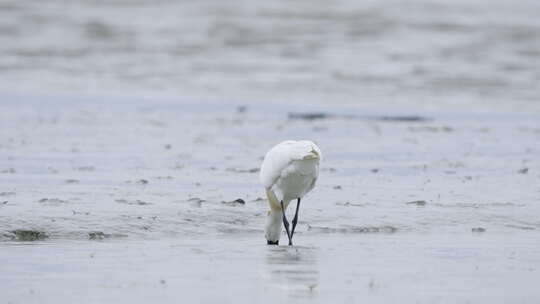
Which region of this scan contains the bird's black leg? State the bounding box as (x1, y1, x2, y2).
(291, 198, 301, 239)
(281, 200, 292, 246)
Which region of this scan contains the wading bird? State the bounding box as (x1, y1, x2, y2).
(260, 140, 321, 245)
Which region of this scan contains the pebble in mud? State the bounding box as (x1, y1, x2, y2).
(288, 112, 329, 120)
(236, 105, 247, 113)
(517, 168, 528, 174)
(88, 232, 127, 239)
(115, 199, 152, 206)
(9, 229, 49, 241)
(88, 231, 108, 240)
(336, 202, 369, 207)
(72, 210, 90, 215)
(221, 198, 246, 206)
(472, 227, 486, 233)
(288, 112, 431, 122)
(406, 200, 427, 206)
(39, 198, 68, 205)
(226, 167, 259, 173)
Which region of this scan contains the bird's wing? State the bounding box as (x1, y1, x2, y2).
(259, 140, 321, 189)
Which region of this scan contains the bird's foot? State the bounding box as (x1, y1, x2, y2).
(267, 240, 279, 245)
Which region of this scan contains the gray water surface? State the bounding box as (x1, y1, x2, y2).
(1, 0, 540, 110)
(1, 95, 540, 303)
(1, 0, 540, 302)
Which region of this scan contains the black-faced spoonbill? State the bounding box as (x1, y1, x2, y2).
(259, 140, 322, 246)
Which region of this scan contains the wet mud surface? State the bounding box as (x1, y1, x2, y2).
(0, 94, 539, 303)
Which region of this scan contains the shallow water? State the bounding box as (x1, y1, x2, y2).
(1, 234, 539, 303)
(1, 94, 540, 302)
(1, 0, 540, 302)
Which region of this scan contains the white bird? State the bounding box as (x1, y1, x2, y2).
(260, 140, 322, 246)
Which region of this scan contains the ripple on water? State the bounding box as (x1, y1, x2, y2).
(265, 245, 319, 297)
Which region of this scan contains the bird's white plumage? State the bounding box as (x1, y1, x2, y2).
(260, 140, 322, 244)
(259, 140, 322, 189)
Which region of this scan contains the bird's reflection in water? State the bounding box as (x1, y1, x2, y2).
(264, 245, 319, 298)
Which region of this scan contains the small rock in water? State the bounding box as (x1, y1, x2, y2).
(333, 185, 342, 190)
(222, 198, 246, 206)
(10, 230, 48, 241)
(137, 179, 149, 185)
(115, 199, 151, 206)
(517, 168, 528, 174)
(39, 198, 68, 204)
(371, 168, 379, 173)
(377, 115, 431, 122)
(226, 167, 260, 173)
(406, 200, 427, 206)
(88, 231, 108, 240)
(472, 227, 486, 233)
(72, 210, 91, 215)
(236, 105, 247, 113)
(288, 112, 329, 120)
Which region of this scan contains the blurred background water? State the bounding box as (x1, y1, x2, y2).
(1, 0, 539, 110)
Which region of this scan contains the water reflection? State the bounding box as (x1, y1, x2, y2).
(264, 245, 319, 298)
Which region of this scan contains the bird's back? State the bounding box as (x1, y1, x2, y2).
(260, 140, 321, 203)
